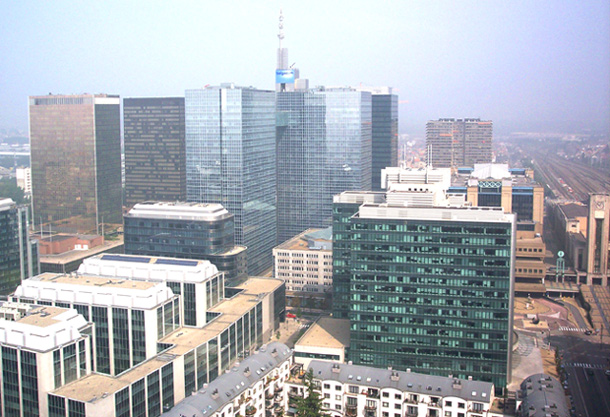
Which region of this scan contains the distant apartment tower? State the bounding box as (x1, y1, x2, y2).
(123, 97, 186, 207)
(333, 191, 515, 390)
(185, 84, 277, 275)
(357, 86, 398, 190)
(0, 198, 39, 294)
(29, 94, 122, 233)
(276, 87, 372, 243)
(426, 118, 492, 167)
(123, 202, 247, 283)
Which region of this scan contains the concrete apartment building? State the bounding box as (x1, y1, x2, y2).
(426, 119, 493, 168)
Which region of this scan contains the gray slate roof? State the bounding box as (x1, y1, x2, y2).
(307, 360, 494, 403)
(519, 373, 568, 417)
(162, 342, 291, 417)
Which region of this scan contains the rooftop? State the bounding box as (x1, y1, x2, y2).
(295, 317, 350, 350)
(357, 204, 515, 223)
(79, 253, 221, 283)
(0, 198, 15, 212)
(306, 360, 494, 403)
(560, 202, 588, 219)
(39, 239, 124, 265)
(33, 272, 157, 291)
(162, 342, 291, 417)
(126, 201, 232, 222)
(233, 277, 284, 295)
(275, 228, 330, 251)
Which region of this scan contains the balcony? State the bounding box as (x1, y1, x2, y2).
(403, 398, 417, 405)
(364, 404, 377, 411)
(345, 404, 357, 417)
(245, 406, 257, 416)
(405, 412, 417, 417)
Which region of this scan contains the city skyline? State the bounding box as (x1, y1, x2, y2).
(0, 1, 608, 135)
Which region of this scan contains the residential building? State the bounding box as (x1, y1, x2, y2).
(0, 304, 94, 417)
(276, 87, 372, 243)
(185, 85, 276, 275)
(333, 192, 515, 390)
(161, 342, 292, 417)
(285, 360, 508, 417)
(0, 198, 38, 294)
(123, 201, 247, 284)
(123, 97, 186, 208)
(426, 119, 492, 168)
(29, 94, 122, 234)
(357, 87, 398, 191)
(293, 317, 350, 368)
(273, 227, 332, 309)
(517, 374, 568, 417)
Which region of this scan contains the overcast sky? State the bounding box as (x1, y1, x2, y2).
(1, 0, 608, 135)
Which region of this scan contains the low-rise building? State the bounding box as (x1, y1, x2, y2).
(273, 227, 332, 310)
(294, 317, 350, 368)
(161, 342, 293, 417)
(286, 361, 511, 417)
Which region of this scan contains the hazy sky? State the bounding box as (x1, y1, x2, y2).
(1, 0, 609, 135)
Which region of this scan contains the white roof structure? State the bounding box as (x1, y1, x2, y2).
(79, 254, 221, 284)
(358, 204, 515, 224)
(0, 305, 89, 352)
(14, 273, 176, 310)
(125, 201, 231, 221)
(470, 163, 511, 180)
(0, 198, 15, 211)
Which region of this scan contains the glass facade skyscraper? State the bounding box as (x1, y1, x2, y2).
(333, 194, 515, 391)
(0, 198, 38, 295)
(123, 97, 186, 208)
(29, 94, 122, 234)
(276, 87, 372, 244)
(185, 85, 276, 275)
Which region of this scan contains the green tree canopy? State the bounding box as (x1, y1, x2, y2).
(0, 178, 27, 204)
(295, 369, 328, 417)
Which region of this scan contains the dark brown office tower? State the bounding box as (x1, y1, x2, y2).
(426, 118, 492, 167)
(123, 97, 186, 207)
(29, 94, 122, 234)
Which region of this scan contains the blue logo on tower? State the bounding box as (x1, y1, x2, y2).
(276, 69, 295, 84)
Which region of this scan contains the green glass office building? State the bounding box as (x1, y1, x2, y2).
(333, 194, 515, 390)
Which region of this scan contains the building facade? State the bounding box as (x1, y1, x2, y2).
(29, 94, 122, 234)
(123, 202, 247, 283)
(0, 198, 38, 294)
(357, 87, 398, 191)
(273, 228, 333, 309)
(333, 193, 515, 391)
(0, 304, 94, 417)
(6, 257, 285, 417)
(123, 97, 186, 208)
(426, 119, 492, 168)
(185, 85, 276, 275)
(285, 361, 504, 417)
(276, 87, 372, 244)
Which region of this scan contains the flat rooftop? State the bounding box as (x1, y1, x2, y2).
(126, 201, 231, 221)
(275, 228, 328, 251)
(295, 317, 350, 350)
(32, 272, 157, 291)
(39, 239, 124, 265)
(16, 306, 73, 328)
(560, 203, 588, 219)
(233, 277, 284, 295)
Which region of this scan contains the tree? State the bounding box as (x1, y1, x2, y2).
(0, 178, 27, 204)
(295, 369, 328, 417)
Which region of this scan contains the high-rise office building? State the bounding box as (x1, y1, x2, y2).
(357, 87, 398, 191)
(333, 191, 515, 391)
(426, 118, 492, 168)
(0, 198, 38, 294)
(586, 193, 610, 286)
(123, 202, 247, 283)
(123, 97, 186, 208)
(276, 87, 372, 243)
(29, 94, 122, 234)
(185, 85, 276, 275)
